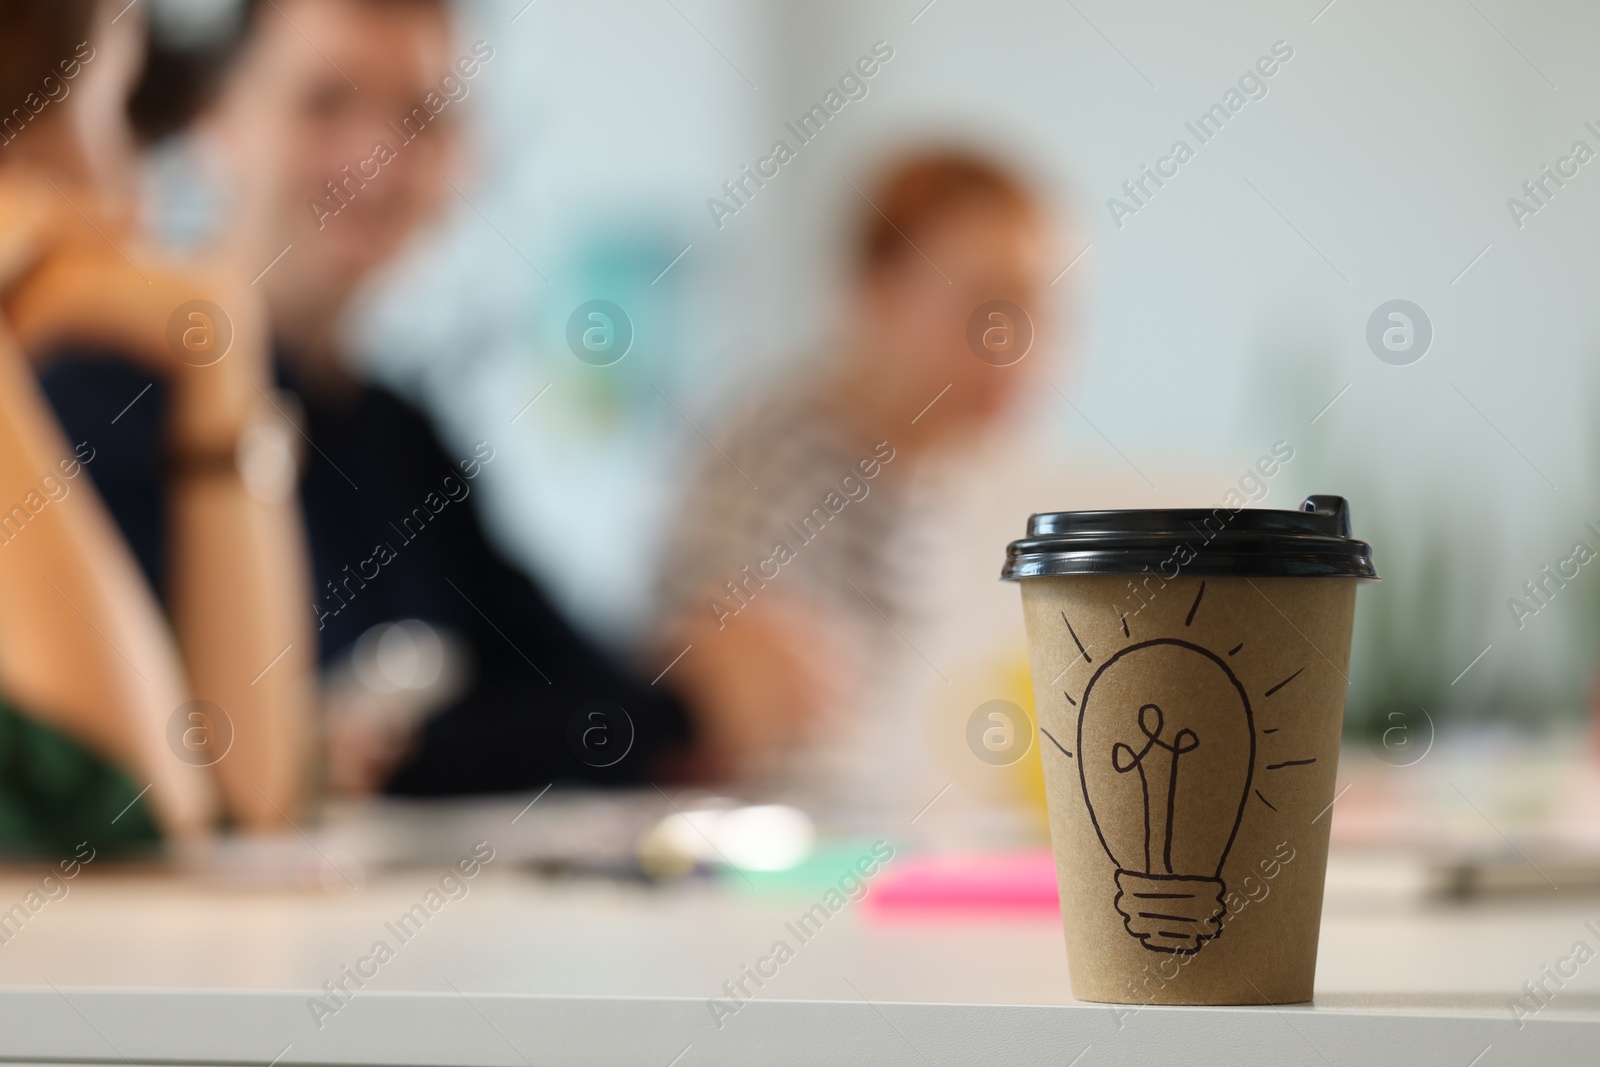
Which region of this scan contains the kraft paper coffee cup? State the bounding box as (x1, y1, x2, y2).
(1002, 496, 1378, 1005)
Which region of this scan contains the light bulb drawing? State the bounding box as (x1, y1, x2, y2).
(1043, 581, 1318, 956)
(1111, 703, 1200, 877)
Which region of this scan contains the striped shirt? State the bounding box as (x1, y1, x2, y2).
(656, 384, 910, 639)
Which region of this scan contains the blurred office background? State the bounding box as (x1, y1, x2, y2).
(141, 0, 1600, 838)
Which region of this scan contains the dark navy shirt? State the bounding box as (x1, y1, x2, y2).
(40, 351, 691, 794)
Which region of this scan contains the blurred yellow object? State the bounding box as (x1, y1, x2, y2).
(929, 646, 1051, 837)
(1002, 653, 1050, 829)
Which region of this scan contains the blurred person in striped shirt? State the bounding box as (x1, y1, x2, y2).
(657, 149, 1063, 791)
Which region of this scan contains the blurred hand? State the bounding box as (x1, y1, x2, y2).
(0, 180, 50, 297)
(323, 708, 419, 797)
(665, 592, 865, 783)
(0, 174, 271, 454)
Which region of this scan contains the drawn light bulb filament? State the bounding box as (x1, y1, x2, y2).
(1111, 703, 1200, 875)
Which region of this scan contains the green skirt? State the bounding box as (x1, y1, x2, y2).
(0, 700, 159, 856)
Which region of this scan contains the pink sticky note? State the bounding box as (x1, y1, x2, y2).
(865, 850, 1061, 918)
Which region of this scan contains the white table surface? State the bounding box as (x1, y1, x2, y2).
(0, 836, 1594, 1067)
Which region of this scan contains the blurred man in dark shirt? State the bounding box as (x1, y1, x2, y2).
(43, 0, 701, 794)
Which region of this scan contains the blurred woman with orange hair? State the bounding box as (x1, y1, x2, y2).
(0, 0, 314, 848)
(657, 148, 1061, 788)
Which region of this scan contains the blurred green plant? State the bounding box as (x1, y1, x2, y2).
(1245, 323, 1591, 741)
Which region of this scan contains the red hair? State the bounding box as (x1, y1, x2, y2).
(856, 149, 1037, 274)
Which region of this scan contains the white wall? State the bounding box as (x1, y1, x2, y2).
(362, 0, 1600, 721)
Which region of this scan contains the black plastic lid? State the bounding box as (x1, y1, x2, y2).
(1002, 495, 1379, 580)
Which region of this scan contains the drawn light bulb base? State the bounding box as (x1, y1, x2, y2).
(1113, 870, 1227, 954)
